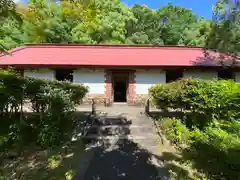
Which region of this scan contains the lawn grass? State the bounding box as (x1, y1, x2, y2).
(0, 140, 85, 180)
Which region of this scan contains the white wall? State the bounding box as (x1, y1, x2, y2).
(184, 70, 218, 80)
(24, 69, 54, 80)
(73, 69, 105, 94)
(135, 70, 166, 94)
(235, 72, 240, 83)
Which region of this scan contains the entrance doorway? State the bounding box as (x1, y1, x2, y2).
(112, 72, 129, 102)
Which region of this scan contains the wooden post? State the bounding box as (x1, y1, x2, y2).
(104, 98, 111, 107)
(92, 99, 96, 114)
(145, 98, 150, 114)
(104, 98, 107, 107)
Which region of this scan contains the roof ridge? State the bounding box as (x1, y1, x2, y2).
(24, 43, 204, 49)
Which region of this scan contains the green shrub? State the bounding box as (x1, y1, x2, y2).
(25, 77, 88, 113)
(0, 69, 88, 149)
(185, 79, 240, 120)
(190, 125, 240, 178)
(151, 78, 240, 178)
(36, 87, 76, 147)
(0, 70, 26, 115)
(160, 118, 240, 178)
(220, 120, 240, 136)
(49, 80, 88, 104)
(149, 78, 194, 110)
(150, 78, 240, 127)
(159, 117, 190, 145)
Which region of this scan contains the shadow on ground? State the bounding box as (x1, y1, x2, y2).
(74, 112, 169, 180)
(0, 111, 91, 180)
(0, 110, 170, 180)
(158, 147, 240, 180)
(0, 138, 86, 180)
(77, 139, 168, 180)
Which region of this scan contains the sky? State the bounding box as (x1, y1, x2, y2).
(120, 0, 217, 19)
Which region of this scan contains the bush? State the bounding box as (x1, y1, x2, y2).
(149, 78, 193, 110)
(160, 117, 240, 179)
(0, 69, 88, 149)
(36, 86, 76, 147)
(150, 78, 240, 126)
(159, 117, 190, 145)
(0, 70, 26, 115)
(190, 125, 240, 178)
(152, 78, 240, 178)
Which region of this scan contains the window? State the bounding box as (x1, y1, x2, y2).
(166, 69, 183, 83)
(218, 69, 234, 80)
(55, 69, 73, 82)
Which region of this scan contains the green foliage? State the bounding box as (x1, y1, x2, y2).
(190, 125, 240, 178)
(156, 3, 198, 45)
(2, 0, 234, 49)
(36, 87, 76, 147)
(0, 69, 88, 148)
(150, 78, 240, 126)
(159, 117, 190, 145)
(0, 0, 22, 52)
(154, 79, 240, 179)
(0, 0, 238, 52)
(206, 0, 240, 55)
(160, 117, 240, 179)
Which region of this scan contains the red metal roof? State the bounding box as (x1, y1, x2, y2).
(0, 44, 236, 67)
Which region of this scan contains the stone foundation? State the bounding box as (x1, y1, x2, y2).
(82, 94, 110, 105)
(133, 94, 148, 106)
(82, 94, 151, 106)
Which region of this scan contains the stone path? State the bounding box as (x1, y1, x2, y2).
(73, 105, 169, 180)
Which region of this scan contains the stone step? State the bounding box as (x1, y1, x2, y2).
(82, 134, 157, 140)
(93, 116, 132, 126)
(90, 124, 152, 129)
(86, 125, 153, 136)
(98, 126, 131, 136)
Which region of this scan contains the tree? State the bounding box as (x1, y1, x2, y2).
(126, 3, 200, 45)
(126, 4, 161, 44)
(156, 3, 198, 45)
(0, 18, 23, 50)
(2, 0, 236, 53)
(0, 0, 22, 20)
(22, 0, 70, 43)
(183, 19, 212, 46)
(71, 0, 134, 44)
(206, 0, 240, 55)
(0, 0, 22, 52)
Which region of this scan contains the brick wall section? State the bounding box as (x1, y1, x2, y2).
(127, 70, 136, 105)
(104, 70, 112, 104)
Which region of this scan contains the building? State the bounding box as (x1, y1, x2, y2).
(0, 44, 239, 105)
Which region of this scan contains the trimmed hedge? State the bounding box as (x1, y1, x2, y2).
(0, 69, 88, 148)
(149, 78, 240, 123)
